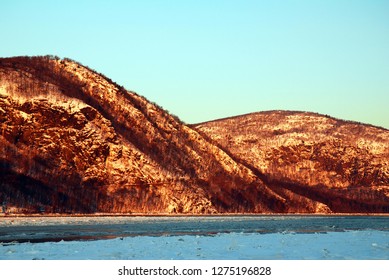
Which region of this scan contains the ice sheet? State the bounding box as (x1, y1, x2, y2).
(1, 230, 388, 260)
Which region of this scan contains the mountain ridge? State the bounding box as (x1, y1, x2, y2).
(1, 56, 388, 214)
(0, 56, 282, 214)
(195, 110, 389, 212)
(193, 110, 389, 132)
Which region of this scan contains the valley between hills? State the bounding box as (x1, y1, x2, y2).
(1, 56, 388, 214)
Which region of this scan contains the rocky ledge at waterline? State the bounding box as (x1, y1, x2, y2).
(1, 56, 388, 214)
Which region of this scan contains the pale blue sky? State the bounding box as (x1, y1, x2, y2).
(1, 0, 388, 128)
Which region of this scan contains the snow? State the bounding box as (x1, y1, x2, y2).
(1, 230, 388, 260)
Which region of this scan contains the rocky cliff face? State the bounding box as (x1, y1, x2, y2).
(0, 56, 286, 214)
(195, 111, 389, 213)
(1, 56, 388, 214)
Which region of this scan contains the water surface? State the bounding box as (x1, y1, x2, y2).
(1, 215, 388, 243)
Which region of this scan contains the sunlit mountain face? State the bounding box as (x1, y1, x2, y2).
(1, 56, 388, 214)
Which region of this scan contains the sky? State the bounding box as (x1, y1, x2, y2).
(1, 0, 388, 128)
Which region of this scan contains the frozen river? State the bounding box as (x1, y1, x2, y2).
(0, 215, 388, 260)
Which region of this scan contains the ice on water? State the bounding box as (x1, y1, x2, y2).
(0, 216, 388, 260)
(1, 231, 389, 260)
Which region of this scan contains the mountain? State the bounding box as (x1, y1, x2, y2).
(0, 56, 286, 214)
(195, 111, 389, 213)
(1, 56, 388, 214)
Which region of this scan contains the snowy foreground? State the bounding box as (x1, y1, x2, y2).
(1, 230, 388, 260)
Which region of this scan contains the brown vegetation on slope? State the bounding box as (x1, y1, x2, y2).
(195, 111, 389, 213)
